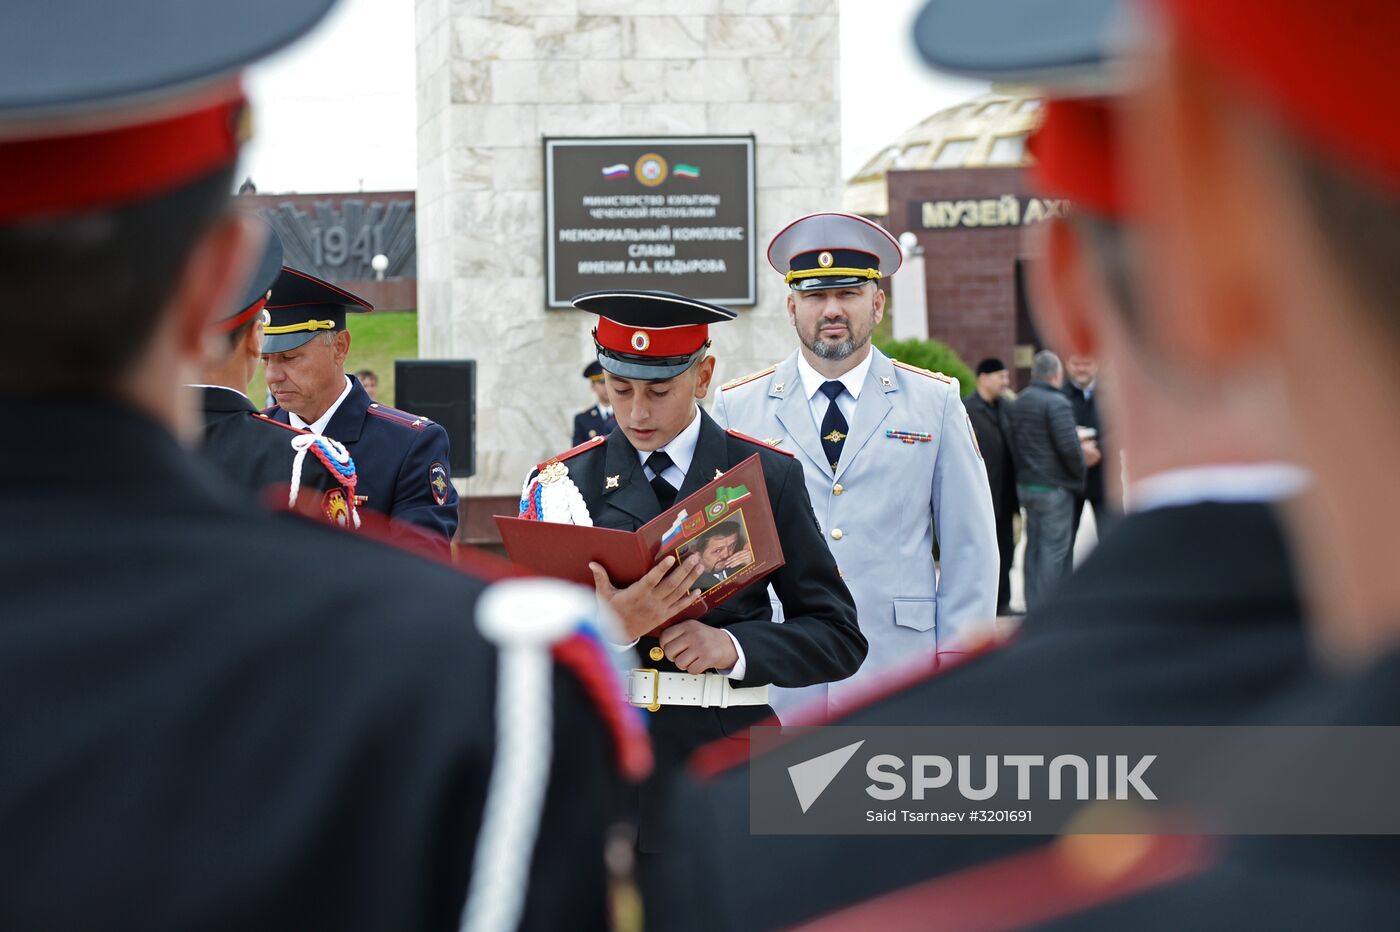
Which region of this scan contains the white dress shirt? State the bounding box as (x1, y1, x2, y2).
(598, 403, 613, 419)
(637, 403, 702, 489)
(1126, 462, 1310, 513)
(288, 375, 354, 435)
(631, 403, 747, 680)
(796, 350, 873, 432)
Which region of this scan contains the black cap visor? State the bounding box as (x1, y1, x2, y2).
(595, 344, 707, 382)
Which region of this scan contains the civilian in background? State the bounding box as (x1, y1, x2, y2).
(354, 368, 378, 401)
(1062, 355, 1117, 548)
(1009, 350, 1085, 610)
(571, 360, 616, 445)
(963, 357, 1019, 615)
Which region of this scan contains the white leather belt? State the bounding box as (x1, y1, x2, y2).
(626, 668, 770, 711)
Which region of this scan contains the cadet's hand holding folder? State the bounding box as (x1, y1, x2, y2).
(496, 455, 784, 638)
(586, 553, 706, 642)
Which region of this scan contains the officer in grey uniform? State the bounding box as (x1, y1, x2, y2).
(712, 211, 998, 716)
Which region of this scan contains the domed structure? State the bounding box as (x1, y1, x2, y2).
(844, 88, 1044, 217)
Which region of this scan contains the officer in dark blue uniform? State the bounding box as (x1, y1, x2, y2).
(572, 360, 617, 445)
(260, 267, 459, 544)
(191, 221, 359, 525)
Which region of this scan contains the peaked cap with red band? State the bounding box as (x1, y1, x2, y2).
(575, 289, 736, 381)
(916, 0, 1400, 194)
(1027, 97, 1125, 219)
(0, 0, 337, 221)
(1154, 0, 1400, 193)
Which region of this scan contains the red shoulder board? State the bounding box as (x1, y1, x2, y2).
(536, 434, 606, 471)
(248, 411, 308, 434)
(366, 402, 431, 430)
(552, 633, 652, 783)
(726, 428, 795, 457)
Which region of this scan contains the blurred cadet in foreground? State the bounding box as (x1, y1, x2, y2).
(657, 81, 1310, 931)
(1057, 0, 1400, 925)
(191, 219, 359, 526)
(0, 2, 645, 929)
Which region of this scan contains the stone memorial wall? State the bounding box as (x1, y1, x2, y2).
(415, 0, 842, 497)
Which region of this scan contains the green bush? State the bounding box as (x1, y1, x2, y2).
(874, 336, 975, 397)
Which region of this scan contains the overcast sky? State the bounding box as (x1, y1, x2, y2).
(240, 0, 987, 194)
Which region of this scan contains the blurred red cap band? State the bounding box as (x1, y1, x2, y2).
(0, 93, 247, 220)
(1156, 0, 1400, 191)
(1028, 97, 1125, 219)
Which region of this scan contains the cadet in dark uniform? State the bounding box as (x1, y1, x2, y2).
(0, 4, 645, 929)
(260, 267, 459, 545)
(191, 221, 358, 524)
(572, 360, 617, 444)
(655, 80, 1312, 931)
(518, 290, 865, 862)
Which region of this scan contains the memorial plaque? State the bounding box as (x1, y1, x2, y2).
(544, 136, 756, 308)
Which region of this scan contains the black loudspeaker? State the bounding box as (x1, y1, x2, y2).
(394, 360, 476, 478)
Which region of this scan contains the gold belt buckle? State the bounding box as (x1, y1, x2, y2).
(632, 668, 661, 713)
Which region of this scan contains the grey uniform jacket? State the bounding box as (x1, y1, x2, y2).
(712, 348, 998, 714)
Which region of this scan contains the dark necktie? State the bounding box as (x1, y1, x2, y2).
(819, 380, 848, 474)
(646, 450, 677, 508)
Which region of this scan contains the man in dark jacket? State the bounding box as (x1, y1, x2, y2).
(963, 357, 1018, 614)
(1009, 349, 1086, 609)
(1062, 354, 1117, 549)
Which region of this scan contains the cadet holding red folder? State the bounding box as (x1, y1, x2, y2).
(498, 453, 785, 632)
(513, 289, 866, 856)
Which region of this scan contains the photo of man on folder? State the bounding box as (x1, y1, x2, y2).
(500, 288, 866, 865)
(680, 517, 753, 594)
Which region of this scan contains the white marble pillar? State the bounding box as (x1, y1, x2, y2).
(416, 0, 843, 496)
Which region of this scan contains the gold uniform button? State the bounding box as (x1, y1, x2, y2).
(649, 646, 665, 662)
(833, 483, 844, 496)
(831, 528, 844, 541)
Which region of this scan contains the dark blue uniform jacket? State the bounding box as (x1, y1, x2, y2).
(266, 376, 458, 543)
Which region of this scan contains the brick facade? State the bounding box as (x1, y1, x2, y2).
(884, 167, 1045, 388)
